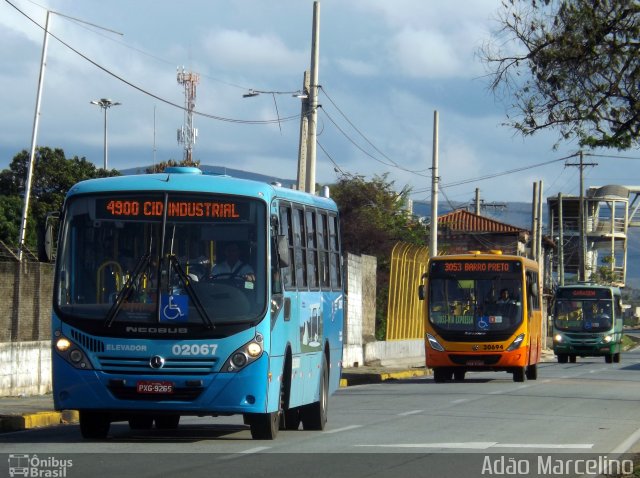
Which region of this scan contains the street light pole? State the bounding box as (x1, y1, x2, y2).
(90, 98, 121, 169)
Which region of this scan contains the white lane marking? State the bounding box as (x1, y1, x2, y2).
(492, 443, 593, 449)
(356, 442, 498, 449)
(356, 442, 593, 450)
(323, 425, 362, 434)
(218, 446, 271, 460)
(397, 410, 423, 417)
(488, 390, 505, 395)
(611, 425, 640, 454)
(238, 446, 272, 454)
(451, 399, 468, 404)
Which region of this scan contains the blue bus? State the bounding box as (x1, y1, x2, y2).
(51, 167, 344, 439)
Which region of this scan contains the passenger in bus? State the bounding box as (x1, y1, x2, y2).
(211, 242, 255, 282)
(497, 289, 515, 304)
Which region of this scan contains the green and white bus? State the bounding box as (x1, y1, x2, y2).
(553, 284, 623, 364)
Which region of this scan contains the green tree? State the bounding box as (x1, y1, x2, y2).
(481, 0, 640, 149)
(0, 147, 118, 249)
(330, 173, 427, 338)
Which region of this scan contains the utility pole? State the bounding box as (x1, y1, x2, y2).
(531, 182, 539, 261)
(558, 193, 564, 286)
(537, 180, 543, 265)
(305, 1, 320, 195)
(429, 110, 439, 258)
(296, 71, 310, 191)
(475, 188, 481, 215)
(18, 11, 51, 262)
(566, 151, 597, 281)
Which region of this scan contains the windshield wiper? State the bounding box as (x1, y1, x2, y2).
(168, 254, 215, 329)
(104, 253, 150, 328)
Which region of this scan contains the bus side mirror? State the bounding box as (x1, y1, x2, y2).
(418, 271, 428, 301)
(277, 235, 289, 267)
(38, 212, 59, 263)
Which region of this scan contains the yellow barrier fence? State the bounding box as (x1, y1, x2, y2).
(386, 242, 430, 340)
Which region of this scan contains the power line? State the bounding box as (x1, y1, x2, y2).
(6, 0, 300, 126)
(320, 87, 428, 175)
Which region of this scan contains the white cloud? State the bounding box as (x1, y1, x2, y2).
(202, 29, 306, 73)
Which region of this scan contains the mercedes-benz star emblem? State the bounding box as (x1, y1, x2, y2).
(149, 355, 165, 369)
(472, 345, 479, 351)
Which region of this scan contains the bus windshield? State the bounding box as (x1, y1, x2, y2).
(55, 192, 267, 335)
(429, 277, 523, 335)
(554, 299, 613, 332)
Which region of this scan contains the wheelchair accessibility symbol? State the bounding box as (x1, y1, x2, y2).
(477, 317, 489, 330)
(160, 294, 189, 322)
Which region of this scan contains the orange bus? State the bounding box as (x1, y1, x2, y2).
(418, 253, 543, 383)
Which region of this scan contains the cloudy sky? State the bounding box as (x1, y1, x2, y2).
(1, 0, 638, 206)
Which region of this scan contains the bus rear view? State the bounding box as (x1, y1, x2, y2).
(553, 285, 623, 363)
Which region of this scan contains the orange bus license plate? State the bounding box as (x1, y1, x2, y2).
(466, 360, 484, 366)
(136, 381, 174, 394)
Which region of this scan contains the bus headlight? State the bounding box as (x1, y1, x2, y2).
(553, 334, 563, 343)
(54, 336, 93, 370)
(603, 335, 613, 343)
(55, 337, 72, 352)
(426, 333, 445, 352)
(223, 333, 264, 372)
(506, 333, 525, 351)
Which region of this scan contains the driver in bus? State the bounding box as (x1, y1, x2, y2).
(211, 242, 255, 282)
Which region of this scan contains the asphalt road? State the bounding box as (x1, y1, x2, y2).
(1, 349, 640, 477)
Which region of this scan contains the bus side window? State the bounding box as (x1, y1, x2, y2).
(279, 204, 295, 289)
(328, 214, 341, 290)
(293, 208, 307, 288)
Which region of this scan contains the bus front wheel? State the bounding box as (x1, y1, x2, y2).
(433, 368, 450, 383)
(613, 353, 621, 363)
(513, 367, 526, 382)
(155, 414, 180, 429)
(525, 363, 537, 380)
(248, 411, 280, 440)
(79, 411, 110, 439)
(557, 354, 568, 364)
(605, 354, 613, 364)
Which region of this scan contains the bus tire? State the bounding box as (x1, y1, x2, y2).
(453, 369, 466, 381)
(433, 368, 448, 383)
(249, 411, 280, 440)
(513, 367, 526, 382)
(569, 355, 577, 363)
(128, 415, 153, 430)
(605, 354, 613, 364)
(154, 414, 180, 429)
(525, 363, 537, 380)
(79, 411, 110, 439)
(613, 353, 621, 363)
(557, 354, 568, 364)
(301, 355, 328, 431)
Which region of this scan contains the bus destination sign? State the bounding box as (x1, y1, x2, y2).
(96, 198, 249, 221)
(556, 288, 611, 300)
(431, 260, 519, 275)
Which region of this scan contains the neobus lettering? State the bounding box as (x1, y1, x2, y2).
(125, 327, 188, 334)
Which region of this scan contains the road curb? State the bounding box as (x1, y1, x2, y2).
(340, 369, 429, 387)
(0, 410, 78, 432)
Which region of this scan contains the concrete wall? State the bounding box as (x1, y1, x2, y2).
(0, 341, 52, 396)
(343, 253, 377, 367)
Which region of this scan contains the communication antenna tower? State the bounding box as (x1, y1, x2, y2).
(176, 66, 200, 163)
